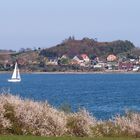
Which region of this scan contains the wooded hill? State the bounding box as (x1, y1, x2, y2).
(40, 37, 135, 59)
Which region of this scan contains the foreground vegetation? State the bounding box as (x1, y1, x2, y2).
(0, 94, 140, 138)
(0, 136, 140, 140)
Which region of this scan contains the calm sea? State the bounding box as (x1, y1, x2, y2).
(0, 73, 140, 119)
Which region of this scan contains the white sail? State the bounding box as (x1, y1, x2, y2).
(11, 62, 17, 79)
(17, 67, 21, 79)
(8, 62, 21, 82)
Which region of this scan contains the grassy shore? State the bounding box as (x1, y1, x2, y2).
(0, 136, 140, 140)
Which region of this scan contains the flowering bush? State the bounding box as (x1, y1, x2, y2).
(66, 109, 97, 137)
(0, 94, 139, 137)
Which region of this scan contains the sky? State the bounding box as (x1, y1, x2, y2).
(0, 0, 140, 50)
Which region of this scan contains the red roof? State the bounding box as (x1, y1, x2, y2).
(81, 54, 89, 59)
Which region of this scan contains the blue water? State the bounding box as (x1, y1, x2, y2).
(0, 73, 140, 119)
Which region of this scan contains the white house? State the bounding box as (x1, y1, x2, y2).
(72, 56, 84, 63)
(47, 57, 58, 65)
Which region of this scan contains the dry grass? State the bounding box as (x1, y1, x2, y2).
(0, 93, 140, 138)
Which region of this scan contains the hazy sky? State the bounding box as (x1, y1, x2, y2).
(0, 0, 140, 50)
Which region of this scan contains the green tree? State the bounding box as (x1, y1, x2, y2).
(60, 58, 70, 65)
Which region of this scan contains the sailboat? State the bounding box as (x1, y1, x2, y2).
(8, 62, 21, 82)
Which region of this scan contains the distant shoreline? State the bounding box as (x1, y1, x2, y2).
(1, 70, 140, 74)
(32, 71, 140, 74)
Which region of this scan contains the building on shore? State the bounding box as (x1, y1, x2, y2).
(107, 54, 117, 62)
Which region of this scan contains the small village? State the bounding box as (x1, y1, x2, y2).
(0, 50, 140, 72)
(43, 53, 140, 72)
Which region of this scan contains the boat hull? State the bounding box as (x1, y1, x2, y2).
(8, 79, 21, 82)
